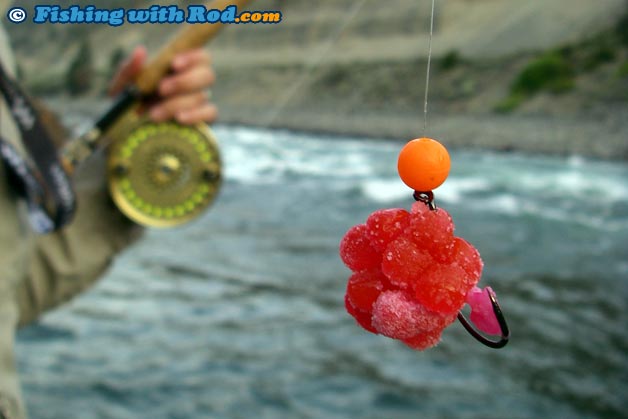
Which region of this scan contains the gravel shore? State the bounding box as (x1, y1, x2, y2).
(218, 105, 628, 161)
(44, 96, 628, 161)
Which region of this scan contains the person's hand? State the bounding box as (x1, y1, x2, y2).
(108, 46, 217, 125)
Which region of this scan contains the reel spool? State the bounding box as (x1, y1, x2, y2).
(107, 118, 221, 228)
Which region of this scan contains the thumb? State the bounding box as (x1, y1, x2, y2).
(108, 46, 147, 97)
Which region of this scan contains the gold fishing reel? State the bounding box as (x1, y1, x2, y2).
(107, 117, 221, 228)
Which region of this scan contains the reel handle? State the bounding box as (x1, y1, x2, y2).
(135, 0, 253, 94)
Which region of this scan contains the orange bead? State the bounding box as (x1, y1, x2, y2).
(397, 137, 450, 191)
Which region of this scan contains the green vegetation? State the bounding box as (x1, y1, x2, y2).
(65, 39, 94, 96)
(617, 10, 628, 46)
(496, 6, 628, 113)
(103, 47, 128, 93)
(511, 52, 575, 95)
(495, 51, 574, 113)
(494, 92, 526, 113)
(618, 61, 628, 77)
(583, 42, 616, 70)
(440, 50, 462, 71)
(108, 48, 127, 78)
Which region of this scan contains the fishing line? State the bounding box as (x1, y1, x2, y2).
(341, 0, 511, 350)
(262, 0, 368, 127)
(423, 0, 436, 136)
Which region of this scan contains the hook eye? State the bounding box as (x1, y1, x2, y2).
(413, 190, 437, 210)
(457, 288, 510, 349)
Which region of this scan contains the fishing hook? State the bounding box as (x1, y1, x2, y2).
(414, 189, 510, 349)
(457, 288, 510, 349)
(413, 190, 437, 210)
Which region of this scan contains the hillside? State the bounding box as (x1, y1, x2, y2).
(4, 0, 628, 158)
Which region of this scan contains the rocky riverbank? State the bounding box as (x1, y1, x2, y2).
(217, 105, 628, 160)
(44, 94, 628, 160)
(13, 0, 627, 159)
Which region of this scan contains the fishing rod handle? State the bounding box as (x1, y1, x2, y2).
(135, 0, 253, 94)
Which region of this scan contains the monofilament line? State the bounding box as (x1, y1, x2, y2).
(423, 0, 436, 136)
(263, 0, 368, 127)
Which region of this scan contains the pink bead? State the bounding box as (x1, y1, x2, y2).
(466, 286, 501, 335)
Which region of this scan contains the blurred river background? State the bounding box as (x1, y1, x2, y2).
(16, 123, 628, 419)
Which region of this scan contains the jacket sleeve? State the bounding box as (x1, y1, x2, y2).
(0, 292, 27, 419)
(0, 163, 29, 419)
(15, 152, 143, 327)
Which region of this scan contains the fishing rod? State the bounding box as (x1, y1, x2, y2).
(61, 0, 253, 227)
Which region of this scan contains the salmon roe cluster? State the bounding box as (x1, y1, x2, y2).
(340, 202, 484, 350)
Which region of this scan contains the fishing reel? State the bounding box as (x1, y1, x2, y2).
(58, 0, 247, 229)
(105, 112, 222, 228)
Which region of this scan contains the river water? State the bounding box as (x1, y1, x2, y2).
(16, 125, 628, 419)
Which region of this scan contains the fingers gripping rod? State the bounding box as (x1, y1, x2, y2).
(61, 0, 253, 173)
